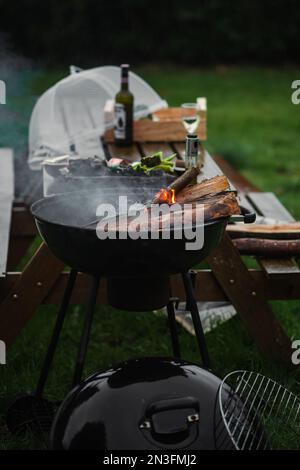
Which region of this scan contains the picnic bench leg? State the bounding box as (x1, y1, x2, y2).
(207, 234, 293, 365)
(7, 236, 35, 270)
(7, 204, 37, 270)
(0, 242, 65, 349)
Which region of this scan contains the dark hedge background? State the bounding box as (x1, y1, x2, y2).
(0, 0, 299, 66)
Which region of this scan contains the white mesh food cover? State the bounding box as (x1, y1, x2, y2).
(28, 66, 168, 170)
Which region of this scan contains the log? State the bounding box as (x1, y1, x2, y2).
(233, 238, 300, 257)
(154, 193, 240, 230)
(227, 222, 300, 240)
(176, 175, 230, 203)
(152, 166, 200, 203)
(201, 192, 240, 221)
(112, 192, 241, 232)
(168, 166, 200, 192)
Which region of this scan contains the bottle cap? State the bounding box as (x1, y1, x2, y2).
(120, 64, 129, 78)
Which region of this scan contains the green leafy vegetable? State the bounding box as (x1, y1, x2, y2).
(132, 151, 176, 174)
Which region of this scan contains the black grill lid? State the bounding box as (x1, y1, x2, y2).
(50, 357, 225, 450)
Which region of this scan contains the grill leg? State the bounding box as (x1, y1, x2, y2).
(182, 272, 211, 369)
(185, 270, 196, 311)
(167, 300, 181, 358)
(72, 276, 100, 387)
(35, 269, 78, 399)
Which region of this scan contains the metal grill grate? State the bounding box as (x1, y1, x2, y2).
(216, 371, 300, 450)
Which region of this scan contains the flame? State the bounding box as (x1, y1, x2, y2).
(170, 189, 176, 204)
(155, 188, 176, 204)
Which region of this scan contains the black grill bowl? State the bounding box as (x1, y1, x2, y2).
(31, 191, 227, 277)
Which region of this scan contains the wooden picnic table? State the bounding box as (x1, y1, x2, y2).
(0, 119, 299, 366)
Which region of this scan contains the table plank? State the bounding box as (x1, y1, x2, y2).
(213, 155, 258, 193)
(139, 142, 174, 157)
(173, 143, 233, 182)
(201, 151, 229, 181)
(248, 192, 295, 223)
(0, 149, 14, 277)
(107, 143, 142, 162)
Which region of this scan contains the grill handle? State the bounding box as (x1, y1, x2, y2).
(147, 396, 199, 415)
(140, 396, 199, 445)
(230, 205, 256, 224)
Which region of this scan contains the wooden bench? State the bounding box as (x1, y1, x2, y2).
(0, 149, 14, 278)
(0, 140, 299, 366)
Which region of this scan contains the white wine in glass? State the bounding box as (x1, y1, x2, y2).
(181, 103, 200, 134)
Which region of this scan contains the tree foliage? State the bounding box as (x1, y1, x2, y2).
(0, 0, 299, 65)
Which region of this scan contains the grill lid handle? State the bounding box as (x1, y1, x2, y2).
(147, 396, 199, 415)
(140, 397, 199, 440)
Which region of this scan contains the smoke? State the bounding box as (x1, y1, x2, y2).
(0, 33, 43, 203)
(0, 35, 176, 223)
(38, 161, 174, 228)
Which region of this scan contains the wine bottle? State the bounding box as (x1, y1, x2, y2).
(114, 64, 134, 146)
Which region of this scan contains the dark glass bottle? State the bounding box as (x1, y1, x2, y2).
(114, 64, 134, 146)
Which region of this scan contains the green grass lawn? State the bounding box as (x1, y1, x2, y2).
(1, 65, 300, 449)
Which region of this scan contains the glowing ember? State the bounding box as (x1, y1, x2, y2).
(154, 188, 176, 204)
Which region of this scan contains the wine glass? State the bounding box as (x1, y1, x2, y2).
(181, 103, 200, 135)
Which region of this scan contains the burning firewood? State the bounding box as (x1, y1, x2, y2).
(152, 172, 231, 205)
(175, 175, 230, 203)
(171, 192, 240, 225)
(112, 192, 240, 233)
(89, 171, 240, 232)
(150, 170, 239, 227)
(149, 193, 240, 230)
(200, 192, 240, 221)
(152, 166, 200, 204)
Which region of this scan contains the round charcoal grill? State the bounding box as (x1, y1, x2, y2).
(31, 190, 231, 312)
(28, 189, 231, 380)
(6, 190, 255, 439)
